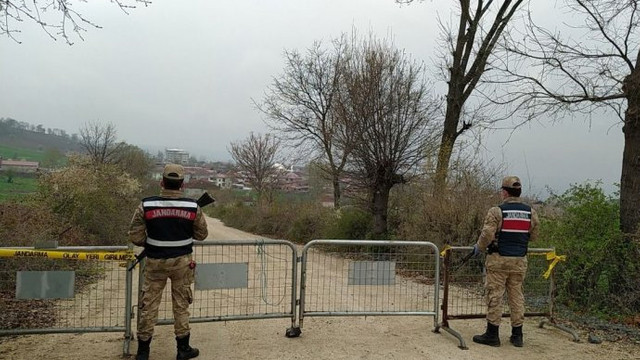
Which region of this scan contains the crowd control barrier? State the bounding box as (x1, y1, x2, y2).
(0, 246, 135, 355)
(137, 240, 298, 332)
(1, 241, 575, 355)
(297, 240, 440, 332)
(438, 246, 577, 349)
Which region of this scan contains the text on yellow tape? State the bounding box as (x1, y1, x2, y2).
(0, 249, 135, 261)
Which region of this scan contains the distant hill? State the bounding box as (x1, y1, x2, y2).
(0, 118, 84, 158)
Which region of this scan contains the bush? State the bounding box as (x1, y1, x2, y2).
(212, 198, 334, 243)
(36, 155, 141, 245)
(390, 182, 496, 247)
(210, 172, 498, 247)
(0, 200, 91, 247)
(212, 201, 258, 231)
(541, 182, 640, 316)
(323, 206, 372, 240)
(285, 204, 333, 244)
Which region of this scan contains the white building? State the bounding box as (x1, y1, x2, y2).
(213, 173, 233, 189)
(165, 148, 190, 164)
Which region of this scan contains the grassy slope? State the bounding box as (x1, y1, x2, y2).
(0, 176, 38, 202)
(0, 144, 47, 162)
(0, 128, 83, 201)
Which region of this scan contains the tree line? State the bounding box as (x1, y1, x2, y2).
(5, 1, 639, 237)
(229, 1, 640, 242)
(0, 117, 79, 141)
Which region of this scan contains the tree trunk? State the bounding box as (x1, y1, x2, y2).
(332, 174, 341, 209)
(620, 68, 640, 235)
(370, 183, 391, 239)
(433, 97, 463, 194)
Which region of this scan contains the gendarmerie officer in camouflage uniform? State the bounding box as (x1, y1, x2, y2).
(472, 176, 539, 348)
(128, 164, 209, 360)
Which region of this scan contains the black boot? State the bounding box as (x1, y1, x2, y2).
(176, 333, 200, 360)
(510, 325, 523, 347)
(136, 338, 151, 360)
(473, 322, 501, 347)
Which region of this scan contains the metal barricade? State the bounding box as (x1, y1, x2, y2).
(136, 240, 298, 335)
(298, 240, 440, 332)
(438, 246, 578, 349)
(1, 240, 582, 354)
(0, 246, 135, 355)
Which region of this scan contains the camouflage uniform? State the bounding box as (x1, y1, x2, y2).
(129, 185, 208, 342)
(476, 188, 539, 327)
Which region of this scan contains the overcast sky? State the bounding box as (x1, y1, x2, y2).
(0, 0, 623, 198)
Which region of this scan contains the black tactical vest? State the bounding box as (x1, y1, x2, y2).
(497, 202, 532, 257)
(142, 196, 197, 259)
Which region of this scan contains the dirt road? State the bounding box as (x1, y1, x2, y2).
(2, 217, 639, 360)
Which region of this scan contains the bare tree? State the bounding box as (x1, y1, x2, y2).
(78, 121, 152, 180)
(79, 121, 124, 165)
(257, 37, 354, 209)
(1, 0, 150, 44)
(492, 0, 640, 235)
(229, 132, 281, 205)
(342, 35, 439, 238)
(399, 0, 526, 194)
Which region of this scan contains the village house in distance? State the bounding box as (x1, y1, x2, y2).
(0, 158, 40, 173)
(152, 148, 310, 195)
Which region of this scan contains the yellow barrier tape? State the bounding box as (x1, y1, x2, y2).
(543, 250, 567, 279)
(0, 248, 135, 261)
(440, 245, 452, 257)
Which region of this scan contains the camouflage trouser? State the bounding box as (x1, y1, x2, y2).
(484, 253, 527, 327)
(137, 254, 194, 341)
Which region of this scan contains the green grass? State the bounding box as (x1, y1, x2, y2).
(0, 144, 45, 162)
(0, 176, 38, 202)
(0, 144, 43, 202)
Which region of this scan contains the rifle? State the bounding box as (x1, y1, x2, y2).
(450, 248, 477, 273)
(450, 241, 498, 273)
(127, 192, 216, 271)
(447, 242, 490, 274)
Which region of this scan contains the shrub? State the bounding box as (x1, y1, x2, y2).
(541, 182, 640, 316)
(36, 155, 141, 245)
(212, 201, 258, 231)
(212, 198, 334, 243)
(390, 182, 496, 247)
(323, 206, 373, 240)
(0, 200, 91, 247)
(285, 204, 333, 244)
